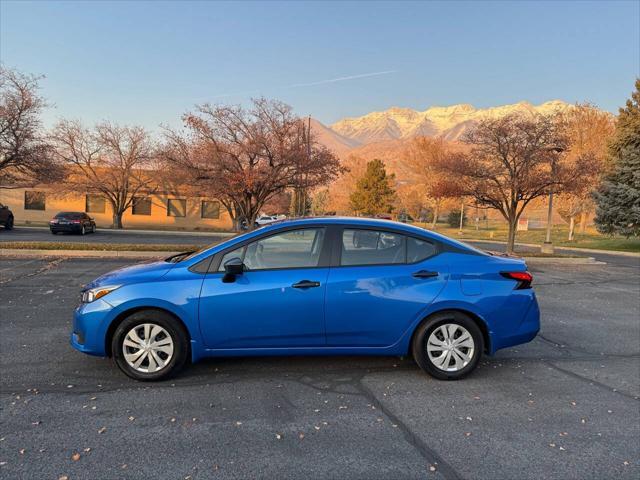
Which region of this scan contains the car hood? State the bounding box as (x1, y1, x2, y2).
(83, 260, 174, 290)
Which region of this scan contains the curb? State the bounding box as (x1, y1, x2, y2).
(0, 249, 178, 259)
(521, 256, 604, 265)
(464, 239, 640, 258)
(11, 225, 236, 237)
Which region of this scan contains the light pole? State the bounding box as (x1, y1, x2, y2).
(541, 146, 564, 254)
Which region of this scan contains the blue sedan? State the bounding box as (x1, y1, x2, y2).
(71, 217, 540, 381)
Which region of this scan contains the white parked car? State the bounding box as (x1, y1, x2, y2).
(255, 215, 280, 227)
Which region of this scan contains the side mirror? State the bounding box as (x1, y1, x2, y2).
(222, 257, 244, 283)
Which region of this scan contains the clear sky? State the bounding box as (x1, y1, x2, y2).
(1, 0, 639, 131)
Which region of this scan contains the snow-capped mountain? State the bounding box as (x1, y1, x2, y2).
(328, 100, 570, 145)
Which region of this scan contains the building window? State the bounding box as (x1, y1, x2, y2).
(85, 195, 106, 214)
(132, 196, 152, 215)
(24, 191, 46, 210)
(201, 200, 220, 219)
(167, 199, 186, 217)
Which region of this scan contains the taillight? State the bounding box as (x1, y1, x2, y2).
(50, 218, 58, 224)
(500, 271, 533, 289)
(71, 220, 81, 224)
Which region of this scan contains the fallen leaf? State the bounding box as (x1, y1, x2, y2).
(83, 448, 91, 453)
(71, 452, 81, 461)
(298, 433, 305, 439)
(428, 464, 437, 472)
(128, 416, 135, 421)
(97, 427, 106, 434)
(19, 449, 25, 455)
(58, 476, 69, 480)
(275, 433, 282, 440)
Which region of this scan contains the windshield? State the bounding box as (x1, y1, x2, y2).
(166, 230, 254, 263)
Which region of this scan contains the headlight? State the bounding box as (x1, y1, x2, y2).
(81, 285, 121, 303)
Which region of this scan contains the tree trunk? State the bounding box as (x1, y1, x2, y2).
(506, 219, 517, 255)
(568, 216, 575, 241)
(579, 211, 588, 234)
(112, 212, 123, 229)
(459, 200, 464, 233)
(431, 203, 439, 229)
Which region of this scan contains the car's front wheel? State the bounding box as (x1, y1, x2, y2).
(412, 311, 483, 380)
(112, 310, 189, 381)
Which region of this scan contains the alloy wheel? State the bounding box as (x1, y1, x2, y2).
(426, 323, 475, 372)
(122, 323, 174, 373)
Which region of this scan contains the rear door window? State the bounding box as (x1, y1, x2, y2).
(407, 237, 437, 263)
(341, 229, 406, 266)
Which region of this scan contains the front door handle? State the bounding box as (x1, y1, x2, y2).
(412, 270, 439, 279)
(292, 280, 321, 289)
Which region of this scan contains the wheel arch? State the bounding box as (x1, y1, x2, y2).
(409, 308, 491, 356)
(105, 306, 191, 357)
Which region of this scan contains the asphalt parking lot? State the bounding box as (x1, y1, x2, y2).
(1, 255, 639, 479)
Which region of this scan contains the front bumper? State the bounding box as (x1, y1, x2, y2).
(70, 299, 114, 357)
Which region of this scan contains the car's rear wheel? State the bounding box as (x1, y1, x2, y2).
(5, 216, 13, 230)
(112, 310, 189, 381)
(80, 225, 86, 235)
(412, 311, 483, 380)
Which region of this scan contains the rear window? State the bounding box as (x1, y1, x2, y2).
(55, 212, 84, 219)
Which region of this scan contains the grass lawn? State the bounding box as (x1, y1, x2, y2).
(415, 223, 640, 253)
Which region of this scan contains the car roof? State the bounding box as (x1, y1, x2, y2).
(255, 216, 486, 252)
(186, 216, 488, 265)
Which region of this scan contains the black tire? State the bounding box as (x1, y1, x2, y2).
(412, 311, 483, 380)
(111, 310, 189, 381)
(91, 224, 96, 233)
(5, 216, 13, 230)
(51, 230, 58, 235)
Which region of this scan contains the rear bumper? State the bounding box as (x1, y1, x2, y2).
(51, 225, 83, 233)
(488, 293, 541, 354)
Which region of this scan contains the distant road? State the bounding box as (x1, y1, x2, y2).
(0, 226, 228, 246)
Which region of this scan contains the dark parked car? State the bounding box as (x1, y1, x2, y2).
(0, 203, 14, 230)
(50, 212, 96, 235)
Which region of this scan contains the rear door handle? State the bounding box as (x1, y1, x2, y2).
(292, 280, 321, 289)
(412, 270, 439, 279)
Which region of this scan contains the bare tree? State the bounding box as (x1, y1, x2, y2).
(0, 66, 61, 187)
(435, 113, 587, 253)
(560, 103, 615, 234)
(162, 98, 343, 230)
(51, 120, 157, 228)
(404, 137, 461, 229)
